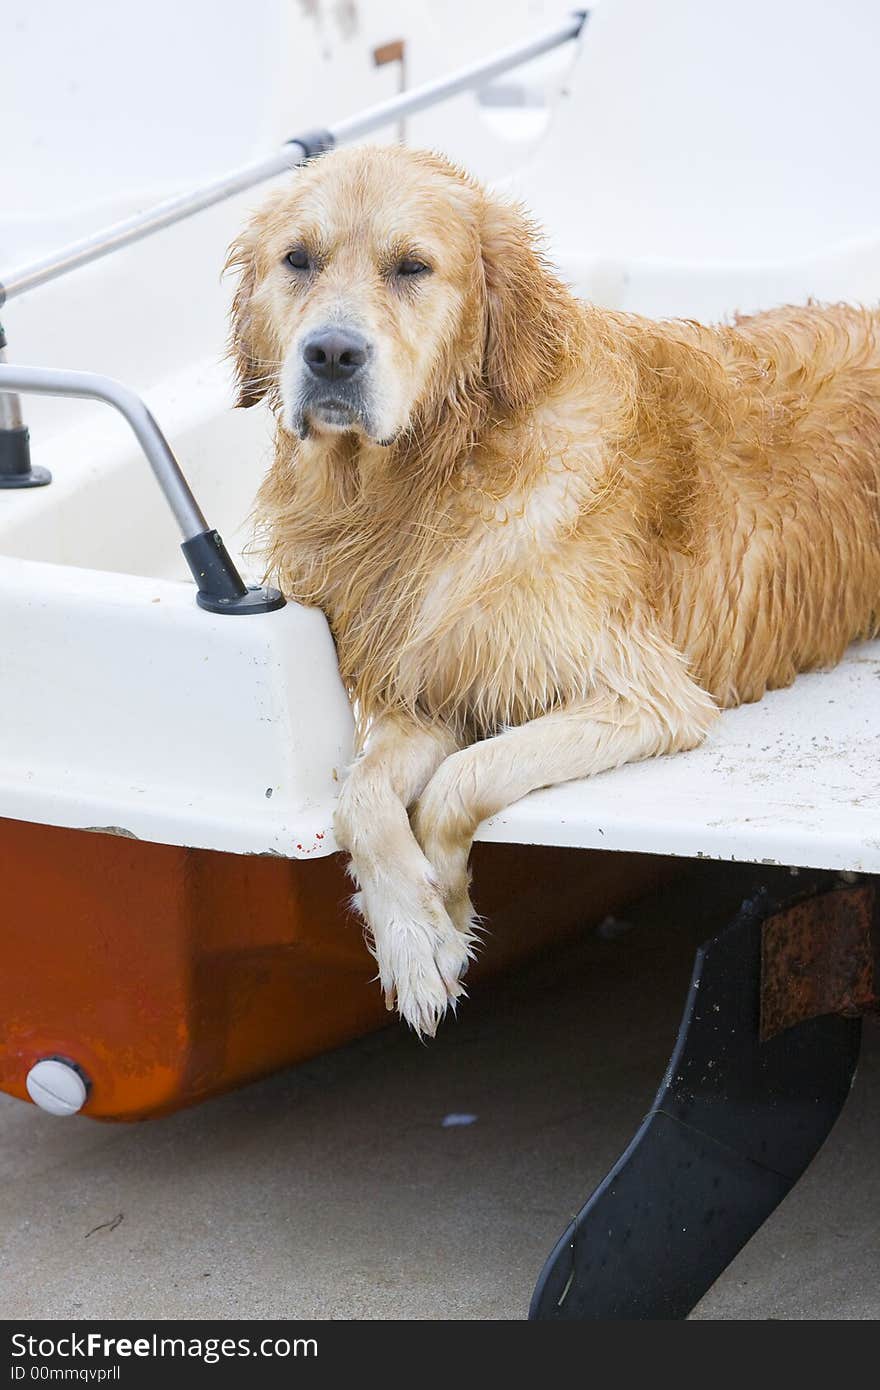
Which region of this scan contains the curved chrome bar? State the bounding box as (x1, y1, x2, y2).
(0, 363, 207, 538)
(0, 363, 285, 614)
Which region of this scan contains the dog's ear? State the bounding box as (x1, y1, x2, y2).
(225, 226, 268, 409)
(480, 194, 572, 415)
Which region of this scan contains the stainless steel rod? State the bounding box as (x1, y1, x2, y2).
(0, 364, 208, 538)
(331, 16, 584, 141)
(0, 149, 305, 304)
(0, 14, 585, 305)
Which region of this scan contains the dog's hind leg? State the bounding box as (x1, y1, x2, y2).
(412, 644, 718, 955)
(333, 712, 471, 1036)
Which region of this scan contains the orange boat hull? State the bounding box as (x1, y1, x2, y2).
(0, 818, 670, 1119)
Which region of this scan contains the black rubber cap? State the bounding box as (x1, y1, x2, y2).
(181, 528, 285, 615)
(0, 426, 51, 488)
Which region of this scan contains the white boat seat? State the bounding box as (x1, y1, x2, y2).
(511, 0, 880, 320)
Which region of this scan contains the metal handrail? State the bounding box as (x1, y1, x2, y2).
(0, 13, 586, 305)
(0, 363, 284, 615)
(0, 364, 207, 536)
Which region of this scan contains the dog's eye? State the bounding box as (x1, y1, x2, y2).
(286, 247, 311, 272)
(395, 257, 431, 278)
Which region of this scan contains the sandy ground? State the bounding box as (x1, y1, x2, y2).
(1, 862, 877, 1321)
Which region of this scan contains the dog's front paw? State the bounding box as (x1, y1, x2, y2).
(352, 881, 471, 1037)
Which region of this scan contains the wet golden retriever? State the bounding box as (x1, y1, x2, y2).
(228, 144, 880, 1035)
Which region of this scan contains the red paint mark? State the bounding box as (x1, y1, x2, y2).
(315, 832, 324, 840)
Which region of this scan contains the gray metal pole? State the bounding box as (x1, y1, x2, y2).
(0, 14, 585, 305)
(0, 148, 307, 305)
(0, 363, 207, 537)
(0, 362, 286, 613)
(331, 16, 584, 143)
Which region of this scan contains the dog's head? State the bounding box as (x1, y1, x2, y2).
(227, 145, 570, 446)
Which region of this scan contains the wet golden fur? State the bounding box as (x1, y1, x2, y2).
(229, 145, 880, 1033)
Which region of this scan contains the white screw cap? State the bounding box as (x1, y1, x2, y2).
(26, 1059, 88, 1116)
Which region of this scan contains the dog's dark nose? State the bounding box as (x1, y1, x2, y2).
(302, 329, 368, 383)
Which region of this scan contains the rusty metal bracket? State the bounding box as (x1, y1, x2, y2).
(761, 882, 879, 1038)
(530, 871, 870, 1320)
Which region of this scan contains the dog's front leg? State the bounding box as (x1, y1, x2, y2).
(413, 662, 718, 940)
(334, 712, 472, 1036)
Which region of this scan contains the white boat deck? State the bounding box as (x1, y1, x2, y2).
(476, 641, 880, 874)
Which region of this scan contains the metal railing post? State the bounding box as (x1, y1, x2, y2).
(0, 364, 284, 615)
(0, 327, 51, 488)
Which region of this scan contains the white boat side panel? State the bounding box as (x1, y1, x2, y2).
(0, 558, 353, 859)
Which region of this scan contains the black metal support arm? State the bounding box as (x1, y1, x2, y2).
(0, 363, 284, 615)
(530, 873, 877, 1320)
